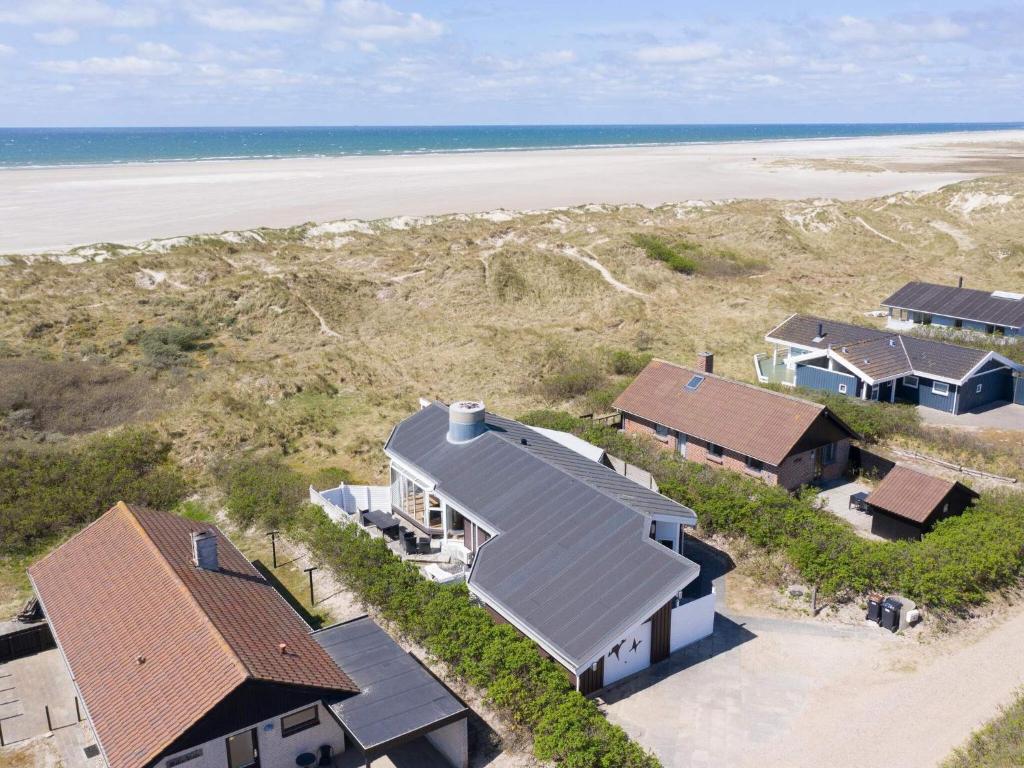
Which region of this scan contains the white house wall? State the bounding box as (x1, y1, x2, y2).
(425, 718, 470, 768)
(670, 590, 716, 653)
(155, 701, 346, 768)
(601, 618, 652, 687)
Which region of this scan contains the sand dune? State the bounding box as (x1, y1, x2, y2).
(2, 129, 1023, 254)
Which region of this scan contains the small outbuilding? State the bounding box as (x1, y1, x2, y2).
(865, 465, 979, 540)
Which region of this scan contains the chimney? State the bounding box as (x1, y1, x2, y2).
(817, 322, 824, 338)
(696, 351, 714, 374)
(958, 276, 964, 289)
(447, 401, 487, 444)
(191, 530, 219, 572)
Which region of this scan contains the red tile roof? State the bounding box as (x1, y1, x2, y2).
(29, 503, 356, 768)
(613, 359, 857, 466)
(866, 466, 978, 523)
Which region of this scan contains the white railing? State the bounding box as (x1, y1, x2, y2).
(309, 483, 390, 522)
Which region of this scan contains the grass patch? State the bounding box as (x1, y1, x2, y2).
(0, 357, 158, 435)
(943, 691, 1024, 767)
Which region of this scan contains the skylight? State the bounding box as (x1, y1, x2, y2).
(685, 375, 705, 391)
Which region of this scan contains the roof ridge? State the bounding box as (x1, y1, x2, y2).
(649, 357, 826, 412)
(485, 410, 693, 522)
(122, 504, 253, 682)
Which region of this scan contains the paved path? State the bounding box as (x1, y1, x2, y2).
(603, 600, 1024, 768)
(919, 402, 1024, 430)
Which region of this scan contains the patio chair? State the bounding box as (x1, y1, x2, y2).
(317, 744, 333, 767)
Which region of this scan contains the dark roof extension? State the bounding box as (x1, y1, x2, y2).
(29, 504, 357, 768)
(385, 404, 699, 671)
(612, 359, 858, 466)
(882, 281, 1024, 329)
(768, 314, 995, 383)
(313, 616, 467, 756)
(866, 465, 979, 524)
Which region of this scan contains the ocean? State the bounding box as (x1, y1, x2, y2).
(1, 123, 1021, 168)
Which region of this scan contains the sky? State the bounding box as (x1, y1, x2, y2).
(0, 0, 1022, 126)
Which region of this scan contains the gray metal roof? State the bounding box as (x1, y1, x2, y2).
(882, 282, 1024, 330)
(385, 404, 699, 670)
(313, 616, 467, 754)
(769, 314, 996, 383)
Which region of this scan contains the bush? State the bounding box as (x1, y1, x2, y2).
(631, 234, 697, 275)
(609, 350, 653, 376)
(0, 429, 188, 553)
(798, 389, 921, 443)
(221, 457, 308, 530)
(538, 356, 608, 402)
(219, 462, 661, 767)
(943, 689, 1024, 767)
(124, 322, 209, 369)
(520, 409, 1024, 611)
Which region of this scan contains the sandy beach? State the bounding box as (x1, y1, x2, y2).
(3, 129, 1024, 254)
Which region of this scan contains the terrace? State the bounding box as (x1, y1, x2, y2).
(753, 352, 796, 386)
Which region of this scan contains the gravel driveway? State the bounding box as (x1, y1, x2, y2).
(601, 602, 1024, 768)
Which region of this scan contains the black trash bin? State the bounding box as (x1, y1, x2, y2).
(866, 595, 882, 624)
(881, 598, 902, 633)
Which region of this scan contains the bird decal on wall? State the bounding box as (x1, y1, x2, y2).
(608, 639, 626, 661)
(629, 638, 642, 654)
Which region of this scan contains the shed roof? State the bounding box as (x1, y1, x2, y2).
(612, 359, 857, 466)
(29, 503, 356, 768)
(866, 466, 978, 524)
(385, 404, 699, 670)
(313, 616, 467, 755)
(882, 281, 1024, 329)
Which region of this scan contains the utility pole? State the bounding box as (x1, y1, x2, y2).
(266, 530, 280, 568)
(303, 565, 319, 606)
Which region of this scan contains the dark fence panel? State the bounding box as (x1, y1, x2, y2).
(849, 446, 895, 480)
(0, 623, 55, 663)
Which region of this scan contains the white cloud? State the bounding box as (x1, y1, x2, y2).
(192, 6, 312, 32)
(753, 74, 783, 87)
(634, 42, 721, 64)
(537, 49, 576, 66)
(0, 43, 14, 56)
(33, 27, 80, 45)
(136, 41, 180, 59)
(0, 1, 156, 27)
(333, 0, 443, 42)
(831, 15, 968, 44)
(40, 56, 181, 76)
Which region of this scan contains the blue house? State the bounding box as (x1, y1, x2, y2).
(881, 280, 1024, 337)
(757, 314, 1024, 415)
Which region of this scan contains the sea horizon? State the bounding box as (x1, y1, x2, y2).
(1, 122, 1022, 169)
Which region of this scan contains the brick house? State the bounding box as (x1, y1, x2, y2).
(613, 355, 859, 491)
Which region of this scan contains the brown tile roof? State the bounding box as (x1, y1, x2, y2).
(612, 359, 857, 466)
(866, 466, 978, 523)
(29, 503, 357, 768)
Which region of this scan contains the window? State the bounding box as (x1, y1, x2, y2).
(838, 383, 848, 394)
(976, 382, 983, 394)
(677, 433, 688, 458)
(745, 456, 764, 472)
(281, 706, 319, 738)
(904, 375, 919, 389)
(707, 443, 724, 459)
(821, 442, 837, 465)
(932, 381, 950, 396)
(685, 375, 705, 391)
(870, 385, 879, 400)
(654, 423, 669, 438)
(167, 750, 203, 768)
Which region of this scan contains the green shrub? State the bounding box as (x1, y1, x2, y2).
(631, 234, 697, 275)
(943, 689, 1024, 768)
(609, 350, 653, 376)
(124, 322, 209, 369)
(219, 464, 661, 767)
(538, 355, 608, 401)
(221, 457, 307, 530)
(0, 428, 188, 553)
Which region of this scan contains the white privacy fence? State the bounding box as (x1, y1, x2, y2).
(670, 586, 716, 653)
(309, 484, 390, 523)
